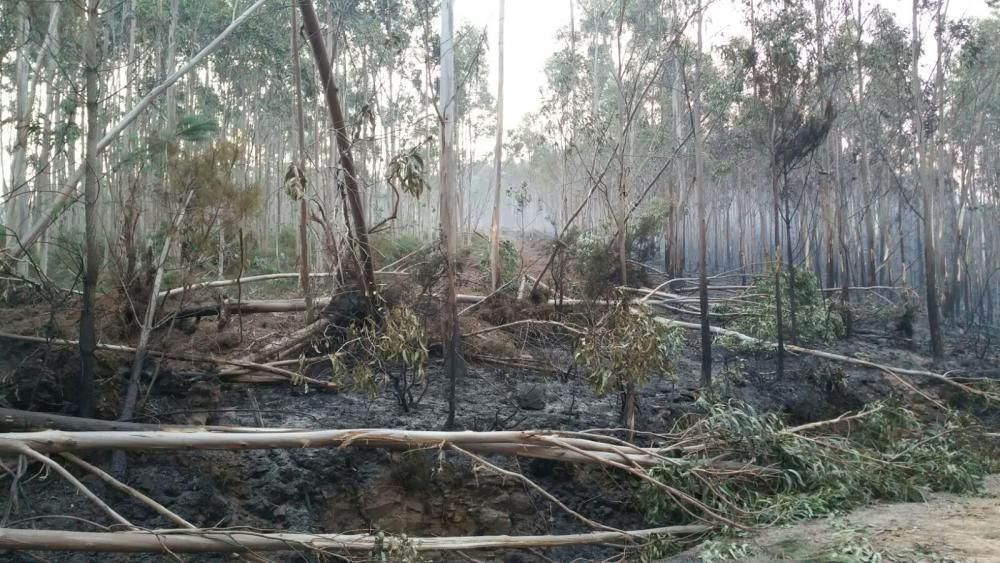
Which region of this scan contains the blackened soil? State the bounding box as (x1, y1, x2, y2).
(0, 309, 994, 562)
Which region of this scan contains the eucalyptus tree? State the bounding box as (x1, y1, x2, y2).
(439, 0, 463, 429)
(80, 0, 102, 418)
(290, 0, 314, 322)
(911, 0, 943, 360)
(737, 0, 835, 374)
(489, 0, 505, 291)
(4, 2, 61, 262)
(693, 0, 710, 385)
(947, 16, 1000, 325)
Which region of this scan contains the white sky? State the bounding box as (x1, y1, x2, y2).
(456, 0, 997, 130)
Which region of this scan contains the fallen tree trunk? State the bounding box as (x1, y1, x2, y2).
(157, 271, 406, 300)
(243, 317, 330, 363)
(0, 525, 710, 554)
(0, 332, 335, 389)
(172, 298, 333, 318)
(158, 273, 338, 299)
(656, 317, 994, 397)
(0, 428, 702, 470)
(176, 296, 613, 318)
(0, 408, 296, 433)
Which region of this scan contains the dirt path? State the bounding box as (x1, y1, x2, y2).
(694, 475, 1000, 562)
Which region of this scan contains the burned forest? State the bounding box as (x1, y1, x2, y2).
(2, 0, 1000, 561)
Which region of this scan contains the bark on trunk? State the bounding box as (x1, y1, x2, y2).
(79, 0, 102, 418)
(489, 0, 506, 291)
(440, 0, 465, 428)
(298, 0, 377, 305)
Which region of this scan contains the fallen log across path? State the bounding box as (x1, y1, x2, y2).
(0, 525, 711, 554)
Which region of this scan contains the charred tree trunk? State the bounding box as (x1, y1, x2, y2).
(912, 0, 943, 359)
(694, 0, 711, 386)
(439, 0, 465, 428)
(298, 0, 377, 305)
(79, 0, 102, 418)
(291, 1, 314, 322)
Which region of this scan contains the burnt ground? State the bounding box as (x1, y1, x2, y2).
(0, 290, 997, 562)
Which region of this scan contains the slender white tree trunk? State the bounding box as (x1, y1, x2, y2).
(489, 0, 506, 291)
(440, 0, 464, 428)
(694, 0, 711, 386)
(80, 0, 102, 418)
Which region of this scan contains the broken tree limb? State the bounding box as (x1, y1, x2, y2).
(174, 295, 612, 318)
(0, 525, 711, 554)
(56, 455, 268, 563)
(156, 270, 406, 300)
(158, 273, 339, 299)
(462, 319, 584, 338)
(654, 317, 997, 398)
(243, 317, 330, 364)
(449, 444, 623, 533)
(10, 444, 134, 529)
(171, 298, 333, 318)
(59, 453, 194, 529)
(0, 428, 716, 471)
(0, 407, 298, 433)
(115, 189, 195, 476)
(1, 0, 270, 264)
(0, 332, 335, 389)
(299, 0, 377, 304)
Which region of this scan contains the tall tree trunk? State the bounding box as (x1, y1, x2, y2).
(165, 0, 180, 130)
(5, 2, 60, 260)
(912, 0, 943, 359)
(298, 0, 377, 304)
(291, 1, 314, 322)
(4, 2, 30, 255)
(835, 127, 853, 335)
(489, 0, 505, 291)
(771, 162, 785, 379)
(694, 0, 711, 387)
(783, 184, 798, 344)
(80, 0, 102, 418)
(670, 0, 686, 282)
(32, 6, 62, 274)
(439, 0, 464, 429)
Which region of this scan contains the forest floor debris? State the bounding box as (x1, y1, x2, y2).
(0, 254, 998, 561)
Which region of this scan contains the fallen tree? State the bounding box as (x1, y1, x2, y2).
(654, 317, 996, 398)
(0, 428, 704, 470)
(0, 525, 710, 554)
(156, 270, 407, 300)
(0, 407, 295, 433)
(0, 331, 334, 389)
(157, 272, 340, 299)
(172, 295, 596, 318)
(171, 298, 333, 318)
